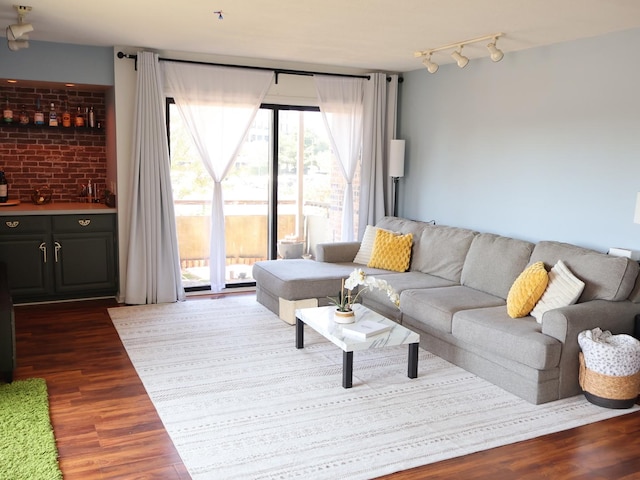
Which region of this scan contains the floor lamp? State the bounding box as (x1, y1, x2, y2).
(389, 139, 405, 217)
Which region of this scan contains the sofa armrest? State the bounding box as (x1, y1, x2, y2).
(315, 242, 361, 263)
(542, 300, 640, 398)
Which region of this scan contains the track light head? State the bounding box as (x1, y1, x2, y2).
(6, 5, 33, 51)
(451, 48, 469, 68)
(7, 39, 29, 51)
(422, 54, 438, 74)
(487, 40, 504, 62)
(7, 22, 33, 40)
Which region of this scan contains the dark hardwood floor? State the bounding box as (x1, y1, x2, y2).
(11, 297, 640, 479)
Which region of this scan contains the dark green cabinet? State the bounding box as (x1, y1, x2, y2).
(0, 213, 117, 302)
(0, 262, 15, 382)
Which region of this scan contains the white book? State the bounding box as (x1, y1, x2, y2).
(342, 320, 392, 340)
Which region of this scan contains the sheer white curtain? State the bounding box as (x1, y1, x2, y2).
(162, 62, 274, 292)
(360, 73, 399, 234)
(314, 75, 365, 241)
(125, 51, 185, 304)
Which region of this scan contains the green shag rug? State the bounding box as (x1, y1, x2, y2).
(0, 378, 62, 480)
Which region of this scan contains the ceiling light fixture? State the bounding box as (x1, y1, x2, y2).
(414, 32, 504, 73)
(421, 53, 438, 74)
(6, 5, 33, 52)
(8, 39, 29, 51)
(451, 46, 469, 68)
(487, 37, 504, 62)
(214, 10, 224, 20)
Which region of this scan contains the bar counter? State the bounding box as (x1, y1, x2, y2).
(0, 201, 116, 216)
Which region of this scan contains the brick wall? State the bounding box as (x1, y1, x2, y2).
(0, 85, 107, 203)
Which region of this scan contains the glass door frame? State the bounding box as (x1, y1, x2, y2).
(262, 103, 321, 261)
(166, 99, 321, 290)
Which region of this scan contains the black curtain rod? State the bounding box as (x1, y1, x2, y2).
(116, 52, 401, 83)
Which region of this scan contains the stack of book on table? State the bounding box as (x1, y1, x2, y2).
(342, 320, 392, 340)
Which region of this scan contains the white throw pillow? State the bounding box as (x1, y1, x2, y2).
(353, 225, 379, 265)
(531, 260, 585, 323)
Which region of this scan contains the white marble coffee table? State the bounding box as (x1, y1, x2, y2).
(295, 303, 420, 388)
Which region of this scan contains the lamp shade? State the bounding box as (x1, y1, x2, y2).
(634, 192, 640, 224)
(389, 139, 405, 178)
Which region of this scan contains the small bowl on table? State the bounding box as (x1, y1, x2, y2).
(32, 186, 52, 205)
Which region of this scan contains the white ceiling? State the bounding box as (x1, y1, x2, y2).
(2, 0, 640, 73)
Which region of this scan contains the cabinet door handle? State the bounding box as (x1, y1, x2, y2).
(5, 221, 19, 228)
(78, 219, 91, 227)
(54, 242, 62, 263)
(39, 242, 47, 263)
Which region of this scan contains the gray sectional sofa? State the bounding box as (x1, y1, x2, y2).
(252, 216, 640, 404)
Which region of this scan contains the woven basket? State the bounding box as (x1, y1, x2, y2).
(579, 352, 640, 409)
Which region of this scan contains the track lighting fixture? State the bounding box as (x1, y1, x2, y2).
(422, 54, 438, 74)
(6, 5, 33, 52)
(414, 33, 504, 73)
(487, 38, 504, 62)
(451, 47, 469, 68)
(7, 39, 29, 51)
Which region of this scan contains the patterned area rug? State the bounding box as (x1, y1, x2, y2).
(109, 296, 638, 480)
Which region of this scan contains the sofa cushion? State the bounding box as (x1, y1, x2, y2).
(368, 229, 413, 272)
(461, 233, 535, 299)
(400, 286, 505, 334)
(252, 260, 387, 301)
(531, 260, 585, 323)
(410, 224, 477, 283)
(376, 216, 434, 271)
(362, 271, 457, 301)
(529, 241, 639, 302)
(360, 272, 457, 319)
(507, 261, 549, 318)
(452, 306, 562, 370)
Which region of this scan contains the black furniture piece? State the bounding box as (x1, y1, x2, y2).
(0, 262, 16, 382)
(0, 213, 117, 303)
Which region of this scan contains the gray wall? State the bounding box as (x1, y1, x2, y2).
(398, 28, 640, 254)
(0, 40, 113, 85)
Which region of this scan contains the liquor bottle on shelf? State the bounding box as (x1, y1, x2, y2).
(48, 103, 58, 127)
(74, 106, 84, 127)
(19, 104, 29, 125)
(88, 106, 96, 128)
(0, 171, 8, 203)
(62, 101, 71, 128)
(3, 98, 13, 124)
(34, 97, 45, 125)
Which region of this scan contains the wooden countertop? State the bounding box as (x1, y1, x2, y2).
(0, 201, 117, 216)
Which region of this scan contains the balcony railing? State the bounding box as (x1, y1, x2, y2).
(175, 199, 334, 288)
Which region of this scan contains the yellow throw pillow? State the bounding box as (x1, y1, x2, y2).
(506, 261, 549, 318)
(368, 229, 413, 272)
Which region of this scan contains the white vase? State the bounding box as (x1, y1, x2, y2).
(334, 309, 356, 324)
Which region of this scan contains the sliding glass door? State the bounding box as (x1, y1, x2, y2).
(169, 104, 357, 290)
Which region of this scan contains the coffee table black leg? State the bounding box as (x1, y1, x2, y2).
(408, 343, 419, 379)
(296, 318, 304, 349)
(343, 351, 353, 388)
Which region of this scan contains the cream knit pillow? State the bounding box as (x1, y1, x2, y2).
(353, 225, 379, 265)
(531, 260, 585, 323)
